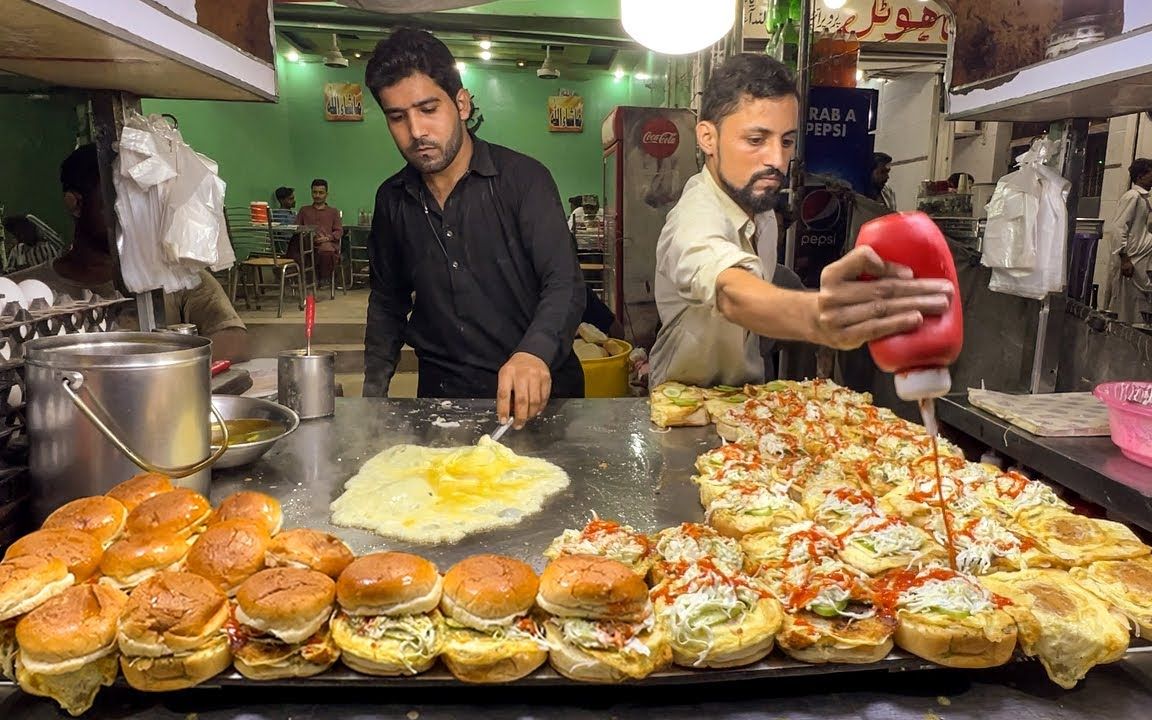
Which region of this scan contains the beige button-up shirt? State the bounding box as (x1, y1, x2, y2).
(650, 169, 778, 388)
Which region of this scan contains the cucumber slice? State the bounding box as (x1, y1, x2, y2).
(714, 384, 741, 393)
(722, 394, 748, 403)
(811, 599, 848, 618)
(661, 387, 683, 398)
(671, 397, 700, 407)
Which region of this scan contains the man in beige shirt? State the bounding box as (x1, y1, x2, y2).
(651, 55, 952, 388)
(6, 144, 249, 362)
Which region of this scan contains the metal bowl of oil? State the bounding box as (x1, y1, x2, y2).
(210, 395, 300, 469)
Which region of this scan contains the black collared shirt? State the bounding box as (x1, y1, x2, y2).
(363, 137, 586, 398)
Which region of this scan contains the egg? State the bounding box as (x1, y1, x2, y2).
(17, 279, 54, 308)
(0, 278, 25, 310)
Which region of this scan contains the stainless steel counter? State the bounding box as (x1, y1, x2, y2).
(207, 398, 714, 570)
(3, 398, 1152, 718)
(937, 397, 1152, 532)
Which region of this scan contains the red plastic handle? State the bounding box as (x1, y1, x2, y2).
(211, 360, 231, 377)
(305, 295, 316, 343)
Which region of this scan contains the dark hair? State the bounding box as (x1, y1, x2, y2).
(873, 152, 893, 169)
(60, 143, 100, 195)
(311, 179, 328, 190)
(365, 28, 463, 107)
(947, 172, 974, 186)
(275, 186, 294, 201)
(1130, 158, 1152, 184)
(699, 54, 797, 125)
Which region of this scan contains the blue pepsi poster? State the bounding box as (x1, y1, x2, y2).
(804, 86, 879, 195)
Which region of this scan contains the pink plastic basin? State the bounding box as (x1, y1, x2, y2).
(1094, 382, 1152, 468)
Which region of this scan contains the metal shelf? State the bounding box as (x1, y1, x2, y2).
(946, 24, 1152, 123)
(0, 0, 277, 101)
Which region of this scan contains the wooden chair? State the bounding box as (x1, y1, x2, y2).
(223, 206, 304, 318)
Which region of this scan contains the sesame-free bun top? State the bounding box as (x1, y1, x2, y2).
(117, 572, 229, 655)
(125, 488, 211, 538)
(336, 552, 441, 616)
(265, 528, 354, 579)
(0, 556, 74, 622)
(100, 531, 192, 583)
(441, 554, 538, 630)
(16, 584, 128, 664)
(234, 568, 335, 644)
(537, 555, 649, 622)
(106, 473, 174, 511)
(42, 495, 128, 548)
(208, 491, 283, 535)
(184, 520, 271, 594)
(3, 528, 103, 582)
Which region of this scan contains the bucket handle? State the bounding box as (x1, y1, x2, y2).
(60, 371, 230, 479)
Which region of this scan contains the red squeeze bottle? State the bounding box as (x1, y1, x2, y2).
(855, 211, 963, 403)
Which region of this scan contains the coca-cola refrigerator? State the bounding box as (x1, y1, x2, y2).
(602, 106, 698, 349)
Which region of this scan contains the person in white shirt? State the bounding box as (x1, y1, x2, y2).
(870, 152, 897, 211)
(1105, 158, 1152, 323)
(650, 54, 953, 388)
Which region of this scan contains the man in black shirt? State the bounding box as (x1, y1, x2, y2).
(362, 29, 585, 428)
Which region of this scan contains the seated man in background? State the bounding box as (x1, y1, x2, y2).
(271, 185, 296, 224)
(294, 178, 342, 283)
(6, 144, 250, 362)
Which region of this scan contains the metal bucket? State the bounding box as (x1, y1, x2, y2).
(24, 332, 229, 522)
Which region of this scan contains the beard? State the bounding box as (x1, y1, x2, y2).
(718, 166, 786, 214)
(403, 122, 465, 174)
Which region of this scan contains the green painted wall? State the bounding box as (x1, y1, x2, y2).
(0, 94, 81, 238)
(144, 62, 665, 218)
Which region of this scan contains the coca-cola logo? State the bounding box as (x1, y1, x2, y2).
(640, 117, 679, 159)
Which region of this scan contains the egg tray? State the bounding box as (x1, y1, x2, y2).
(0, 293, 130, 543)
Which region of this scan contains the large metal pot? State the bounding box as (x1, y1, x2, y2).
(24, 332, 229, 522)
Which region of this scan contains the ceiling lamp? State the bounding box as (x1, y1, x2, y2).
(621, 0, 736, 55)
(822, 0, 848, 9)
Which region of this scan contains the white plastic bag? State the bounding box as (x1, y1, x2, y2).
(981, 139, 1070, 299)
(113, 111, 234, 293)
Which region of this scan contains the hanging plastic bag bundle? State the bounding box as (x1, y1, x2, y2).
(113, 111, 234, 294)
(980, 138, 1070, 300)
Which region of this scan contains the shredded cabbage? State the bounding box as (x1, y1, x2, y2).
(899, 576, 993, 616)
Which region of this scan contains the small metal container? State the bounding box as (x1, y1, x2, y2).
(210, 395, 299, 469)
(278, 349, 335, 419)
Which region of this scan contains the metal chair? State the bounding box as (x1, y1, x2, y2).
(223, 206, 304, 318)
(346, 225, 372, 289)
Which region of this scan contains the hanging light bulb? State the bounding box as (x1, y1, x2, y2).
(284, 49, 300, 63)
(621, 0, 736, 56)
(822, 0, 848, 9)
(480, 50, 492, 61)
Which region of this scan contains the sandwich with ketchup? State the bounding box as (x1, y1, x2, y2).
(651, 559, 782, 668)
(544, 518, 654, 576)
(537, 555, 671, 682)
(651, 523, 745, 581)
(872, 566, 1017, 668)
(771, 557, 896, 664)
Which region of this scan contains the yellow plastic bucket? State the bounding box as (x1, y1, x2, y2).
(579, 340, 633, 398)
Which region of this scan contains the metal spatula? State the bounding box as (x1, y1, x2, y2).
(490, 418, 514, 442)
